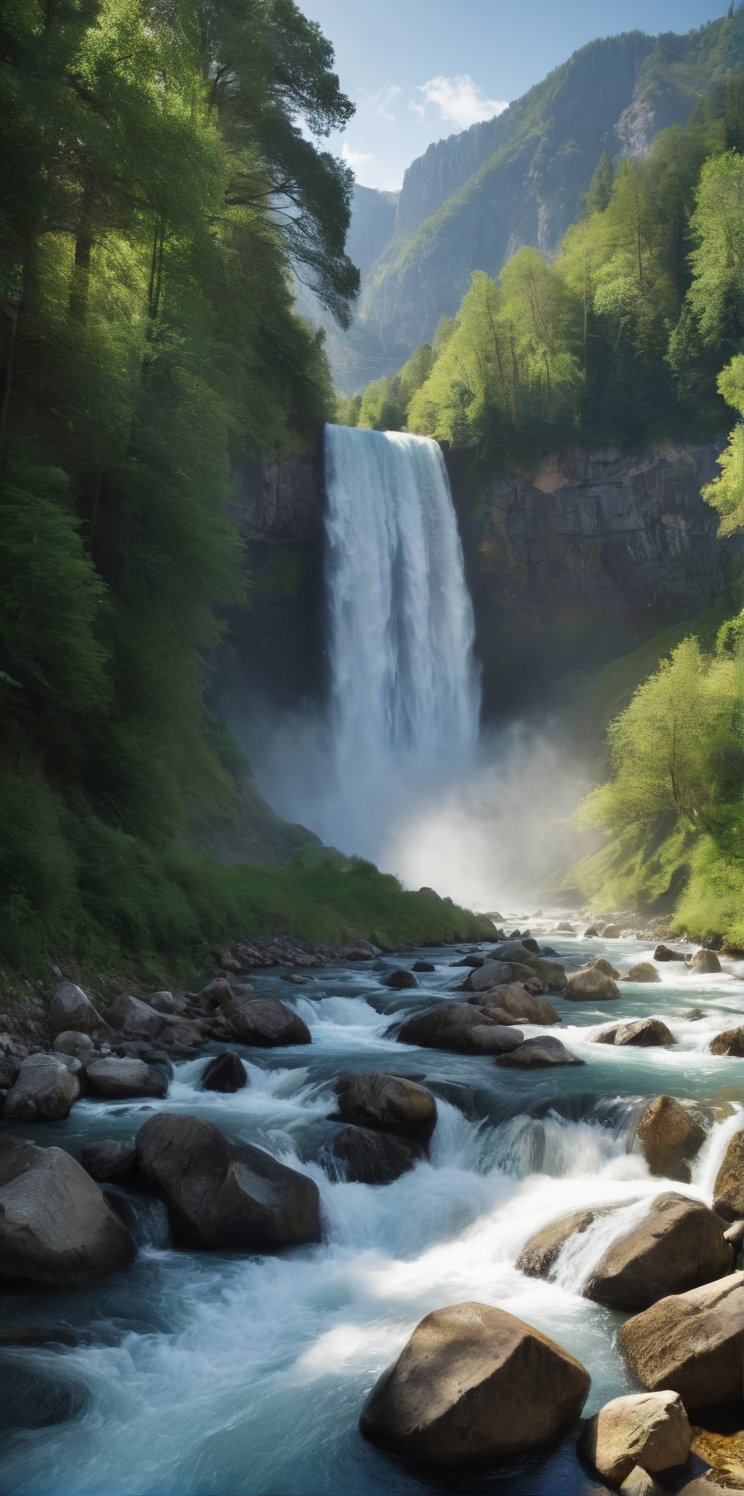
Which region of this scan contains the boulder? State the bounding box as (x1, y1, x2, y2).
(713, 1130, 744, 1221)
(594, 1019, 674, 1048)
(584, 926, 601, 938)
(603, 925, 622, 938)
(586, 1193, 732, 1310)
(636, 1096, 706, 1179)
(625, 963, 662, 984)
(359, 1301, 589, 1464)
(584, 958, 621, 979)
(81, 1139, 137, 1182)
(412, 960, 435, 973)
(710, 1027, 744, 1057)
(52, 1031, 95, 1060)
(4, 1054, 80, 1121)
(224, 997, 311, 1047)
(395, 1004, 523, 1055)
(0, 1138, 135, 1286)
(329, 1126, 425, 1184)
(384, 970, 418, 991)
(333, 1072, 436, 1142)
(478, 944, 567, 991)
(618, 1272, 744, 1408)
(199, 1051, 248, 1093)
(148, 990, 184, 1015)
(135, 1113, 321, 1250)
(496, 1036, 584, 1068)
(654, 945, 686, 962)
(691, 949, 722, 974)
(47, 982, 105, 1038)
(565, 969, 621, 1002)
(85, 1058, 168, 1100)
(465, 960, 516, 991)
(517, 1208, 602, 1278)
(470, 985, 559, 1025)
(198, 977, 238, 1011)
(106, 993, 169, 1040)
(689, 1424, 744, 1493)
(581, 1390, 691, 1485)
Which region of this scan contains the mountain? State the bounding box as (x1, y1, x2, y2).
(327, 11, 744, 391)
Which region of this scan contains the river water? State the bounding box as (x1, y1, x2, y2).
(2, 925, 743, 1496)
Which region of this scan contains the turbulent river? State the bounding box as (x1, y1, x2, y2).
(2, 924, 744, 1496)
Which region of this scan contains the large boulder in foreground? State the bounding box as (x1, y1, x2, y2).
(223, 997, 311, 1047)
(636, 1096, 705, 1180)
(586, 1193, 732, 1310)
(710, 1027, 744, 1057)
(713, 1130, 744, 1221)
(594, 1018, 674, 1048)
(565, 969, 621, 1002)
(48, 982, 105, 1037)
(496, 1036, 583, 1068)
(4, 1054, 80, 1121)
(0, 1137, 135, 1286)
(581, 1390, 691, 1485)
(359, 1302, 590, 1464)
(330, 1126, 424, 1184)
(333, 1072, 436, 1142)
(85, 1057, 168, 1099)
(395, 1004, 523, 1055)
(135, 1113, 321, 1250)
(618, 1272, 744, 1408)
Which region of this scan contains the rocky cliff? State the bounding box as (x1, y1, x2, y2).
(221, 441, 740, 726)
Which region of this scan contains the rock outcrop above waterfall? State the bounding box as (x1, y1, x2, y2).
(586, 1194, 732, 1310)
(135, 1114, 321, 1251)
(580, 1390, 691, 1486)
(0, 1137, 135, 1286)
(359, 1301, 590, 1463)
(635, 1096, 706, 1180)
(618, 1272, 744, 1408)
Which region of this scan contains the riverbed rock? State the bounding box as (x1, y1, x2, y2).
(584, 926, 600, 938)
(636, 1096, 706, 1179)
(4, 1054, 80, 1121)
(395, 1003, 524, 1055)
(470, 985, 559, 1025)
(691, 949, 722, 974)
(603, 925, 622, 938)
(412, 960, 435, 973)
(148, 990, 185, 1015)
(199, 1052, 248, 1093)
(690, 1424, 744, 1492)
(384, 969, 419, 990)
(359, 1301, 590, 1464)
(479, 944, 567, 991)
(625, 963, 662, 984)
(223, 997, 311, 1047)
(496, 1036, 584, 1068)
(52, 1031, 95, 1060)
(618, 1272, 744, 1408)
(584, 958, 621, 979)
(0, 1138, 135, 1286)
(329, 1126, 425, 1184)
(654, 945, 686, 962)
(581, 1390, 691, 1485)
(517, 1208, 603, 1278)
(85, 1057, 168, 1100)
(333, 1072, 437, 1141)
(586, 1193, 732, 1310)
(594, 1018, 675, 1048)
(47, 982, 105, 1037)
(565, 969, 621, 1002)
(713, 1130, 744, 1221)
(710, 1027, 744, 1056)
(81, 1140, 137, 1182)
(465, 960, 519, 990)
(135, 1113, 321, 1250)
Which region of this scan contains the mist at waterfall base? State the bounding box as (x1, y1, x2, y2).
(249, 424, 589, 906)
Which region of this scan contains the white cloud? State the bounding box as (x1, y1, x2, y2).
(340, 142, 374, 175)
(367, 83, 402, 122)
(417, 74, 508, 131)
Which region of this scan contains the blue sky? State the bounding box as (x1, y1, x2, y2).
(304, 0, 732, 188)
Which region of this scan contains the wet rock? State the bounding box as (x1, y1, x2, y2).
(483, 943, 567, 990)
(691, 949, 722, 974)
(199, 1051, 248, 1093)
(710, 1027, 744, 1056)
(384, 969, 419, 990)
(85, 1057, 168, 1100)
(47, 982, 105, 1037)
(602, 925, 622, 938)
(587, 1193, 732, 1310)
(333, 1072, 437, 1141)
(517, 1208, 603, 1278)
(584, 925, 601, 938)
(496, 1036, 584, 1068)
(565, 969, 621, 1002)
(329, 1126, 425, 1184)
(470, 985, 559, 1025)
(453, 953, 486, 968)
(594, 1018, 674, 1048)
(619, 1468, 663, 1496)
(581, 1389, 691, 1485)
(0, 1054, 20, 1088)
(625, 963, 662, 984)
(224, 997, 311, 1047)
(618, 1272, 744, 1408)
(103, 1184, 172, 1249)
(412, 960, 435, 973)
(135, 1113, 321, 1250)
(359, 1301, 590, 1464)
(636, 1095, 706, 1179)
(0, 1137, 135, 1286)
(0, 1359, 90, 1431)
(395, 1003, 523, 1055)
(690, 1423, 744, 1492)
(713, 1130, 744, 1221)
(52, 1030, 95, 1060)
(654, 945, 686, 962)
(81, 1139, 137, 1182)
(466, 960, 521, 990)
(584, 958, 621, 979)
(4, 1053, 80, 1121)
(683, 1008, 705, 1021)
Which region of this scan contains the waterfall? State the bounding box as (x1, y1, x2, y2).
(321, 423, 480, 858)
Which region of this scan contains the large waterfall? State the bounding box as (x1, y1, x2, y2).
(322, 423, 481, 858)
